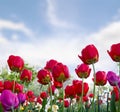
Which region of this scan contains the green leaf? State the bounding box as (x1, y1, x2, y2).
(110, 92, 116, 112)
(40, 98, 47, 112)
(0, 104, 3, 112)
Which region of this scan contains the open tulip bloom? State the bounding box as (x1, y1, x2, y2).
(0, 43, 120, 112)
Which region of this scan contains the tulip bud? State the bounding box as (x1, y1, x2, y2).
(78, 44, 99, 65)
(1, 90, 19, 111)
(37, 69, 52, 85)
(52, 62, 70, 82)
(75, 63, 91, 79)
(20, 69, 32, 82)
(7, 55, 24, 72)
(107, 43, 120, 62)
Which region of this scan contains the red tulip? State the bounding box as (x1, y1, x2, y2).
(75, 95, 80, 102)
(0, 81, 4, 93)
(94, 71, 107, 86)
(74, 81, 89, 96)
(26, 90, 34, 97)
(111, 86, 119, 101)
(36, 96, 42, 104)
(26, 90, 35, 102)
(75, 63, 91, 78)
(52, 62, 70, 82)
(4, 80, 13, 91)
(44, 59, 58, 71)
(65, 85, 76, 98)
(37, 69, 52, 85)
(107, 43, 120, 62)
(78, 44, 99, 65)
(72, 79, 81, 85)
(7, 55, 24, 72)
(40, 91, 48, 99)
(83, 96, 89, 102)
(15, 83, 23, 93)
(20, 69, 32, 82)
(64, 99, 70, 108)
(88, 93, 94, 98)
(54, 81, 63, 88)
(48, 85, 56, 95)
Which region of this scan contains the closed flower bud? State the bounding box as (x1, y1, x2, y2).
(0, 81, 4, 93)
(37, 69, 52, 85)
(111, 87, 119, 101)
(48, 85, 56, 95)
(40, 91, 48, 99)
(7, 55, 24, 72)
(74, 81, 89, 96)
(1, 90, 19, 111)
(64, 100, 70, 108)
(83, 96, 89, 102)
(107, 43, 120, 62)
(75, 63, 91, 79)
(94, 71, 107, 86)
(20, 69, 32, 82)
(78, 44, 99, 65)
(52, 62, 70, 82)
(15, 83, 23, 93)
(17, 92, 26, 104)
(4, 80, 14, 91)
(36, 96, 42, 104)
(44, 59, 58, 71)
(26, 90, 35, 102)
(88, 93, 94, 98)
(65, 85, 76, 98)
(54, 81, 63, 88)
(107, 71, 119, 86)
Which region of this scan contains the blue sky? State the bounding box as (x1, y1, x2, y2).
(1, 0, 120, 34)
(0, 0, 120, 80)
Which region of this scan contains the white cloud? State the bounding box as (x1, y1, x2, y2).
(0, 33, 9, 44)
(0, 19, 33, 37)
(11, 34, 19, 41)
(46, 0, 74, 28)
(88, 21, 120, 72)
(0, 18, 120, 80)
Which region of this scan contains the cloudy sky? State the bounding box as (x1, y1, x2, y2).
(0, 0, 120, 80)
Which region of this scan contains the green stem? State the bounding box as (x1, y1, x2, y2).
(78, 96, 81, 111)
(12, 73, 17, 93)
(49, 82, 53, 112)
(92, 63, 96, 112)
(12, 72, 19, 93)
(70, 98, 72, 112)
(98, 87, 100, 112)
(118, 62, 120, 112)
(106, 92, 109, 112)
(118, 93, 120, 112)
(11, 107, 15, 112)
(17, 104, 21, 112)
(81, 77, 84, 112)
(116, 83, 120, 112)
(62, 81, 64, 112)
(119, 62, 120, 77)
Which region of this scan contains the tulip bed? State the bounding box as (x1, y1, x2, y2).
(0, 43, 120, 112)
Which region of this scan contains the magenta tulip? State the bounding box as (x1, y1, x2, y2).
(107, 71, 119, 86)
(1, 90, 19, 111)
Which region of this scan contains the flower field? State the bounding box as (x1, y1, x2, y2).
(0, 43, 120, 112)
